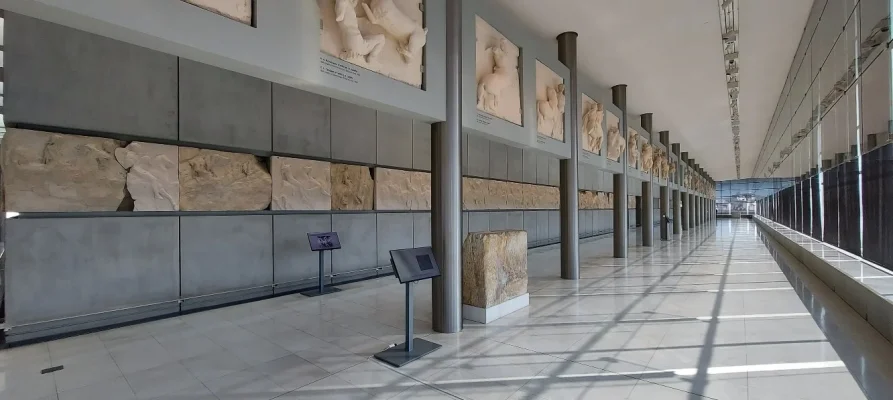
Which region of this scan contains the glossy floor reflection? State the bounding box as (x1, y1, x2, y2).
(3, 219, 892, 399)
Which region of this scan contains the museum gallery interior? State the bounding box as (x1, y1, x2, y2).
(0, 0, 891, 399)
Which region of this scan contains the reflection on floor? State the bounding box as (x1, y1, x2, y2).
(3, 219, 893, 400)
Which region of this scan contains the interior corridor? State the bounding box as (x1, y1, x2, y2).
(3, 219, 892, 400)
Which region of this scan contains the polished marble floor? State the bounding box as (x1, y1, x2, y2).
(3, 219, 893, 399)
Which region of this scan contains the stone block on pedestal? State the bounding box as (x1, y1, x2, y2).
(462, 230, 529, 323)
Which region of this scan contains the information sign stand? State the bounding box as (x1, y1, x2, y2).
(302, 232, 342, 297)
(374, 247, 442, 367)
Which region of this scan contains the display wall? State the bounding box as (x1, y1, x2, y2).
(1, 12, 641, 343)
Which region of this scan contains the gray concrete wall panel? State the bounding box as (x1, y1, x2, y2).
(5, 13, 178, 140)
(507, 146, 524, 182)
(377, 213, 414, 266)
(272, 214, 332, 286)
(376, 112, 413, 168)
(524, 211, 538, 242)
(331, 99, 377, 163)
(489, 142, 508, 180)
(548, 158, 560, 186)
(489, 212, 508, 231)
(180, 215, 273, 298)
(522, 149, 538, 183)
(536, 154, 550, 185)
(536, 211, 550, 242)
(467, 135, 490, 177)
(412, 122, 432, 171)
(549, 211, 560, 239)
(179, 59, 272, 151)
(413, 213, 432, 247)
(468, 211, 490, 233)
(506, 211, 524, 231)
(332, 214, 378, 272)
(272, 84, 331, 158)
(5, 217, 180, 326)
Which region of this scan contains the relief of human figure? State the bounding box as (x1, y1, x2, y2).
(582, 101, 604, 154)
(477, 38, 519, 115)
(627, 130, 639, 168)
(537, 84, 566, 139)
(641, 143, 653, 173)
(334, 0, 385, 64)
(606, 125, 625, 162)
(362, 0, 428, 63)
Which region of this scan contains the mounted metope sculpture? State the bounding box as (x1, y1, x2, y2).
(362, 0, 427, 63)
(535, 61, 566, 141)
(476, 17, 522, 125)
(183, 0, 252, 25)
(641, 143, 653, 174)
(582, 96, 604, 154)
(627, 129, 639, 168)
(334, 0, 385, 64)
(606, 111, 624, 162)
(659, 152, 670, 180)
(319, 0, 424, 87)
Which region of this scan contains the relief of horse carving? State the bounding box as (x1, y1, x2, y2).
(334, 0, 385, 64)
(362, 0, 428, 63)
(477, 38, 519, 115)
(583, 101, 604, 154)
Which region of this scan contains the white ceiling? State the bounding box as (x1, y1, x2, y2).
(495, 0, 813, 181)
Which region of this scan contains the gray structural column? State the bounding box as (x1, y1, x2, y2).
(432, 0, 462, 334)
(689, 159, 697, 228)
(681, 152, 689, 231)
(659, 131, 670, 240)
(557, 32, 579, 280)
(612, 85, 629, 258)
(640, 113, 654, 247)
(671, 143, 682, 234)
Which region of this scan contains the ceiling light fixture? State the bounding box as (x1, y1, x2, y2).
(718, 0, 741, 178)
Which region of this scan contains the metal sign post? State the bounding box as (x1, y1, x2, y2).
(374, 247, 442, 367)
(303, 232, 343, 297)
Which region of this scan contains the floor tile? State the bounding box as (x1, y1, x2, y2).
(57, 376, 135, 400)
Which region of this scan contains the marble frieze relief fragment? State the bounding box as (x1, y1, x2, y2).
(2, 129, 127, 212)
(272, 156, 332, 211)
(115, 142, 180, 211)
(179, 147, 272, 211)
(375, 167, 431, 210)
(332, 163, 374, 210)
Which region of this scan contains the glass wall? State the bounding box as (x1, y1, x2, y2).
(715, 178, 794, 216)
(755, 0, 892, 270)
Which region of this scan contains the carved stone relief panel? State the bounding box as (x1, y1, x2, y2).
(475, 16, 522, 125)
(627, 128, 639, 169)
(628, 195, 636, 209)
(606, 111, 624, 162)
(179, 147, 272, 211)
(331, 163, 374, 210)
(319, 0, 426, 87)
(582, 94, 604, 154)
(116, 142, 180, 211)
(640, 142, 653, 174)
(2, 129, 126, 212)
(375, 167, 431, 210)
(463, 177, 489, 210)
(535, 61, 565, 141)
(271, 156, 332, 211)
(184, 0, 252, 25)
